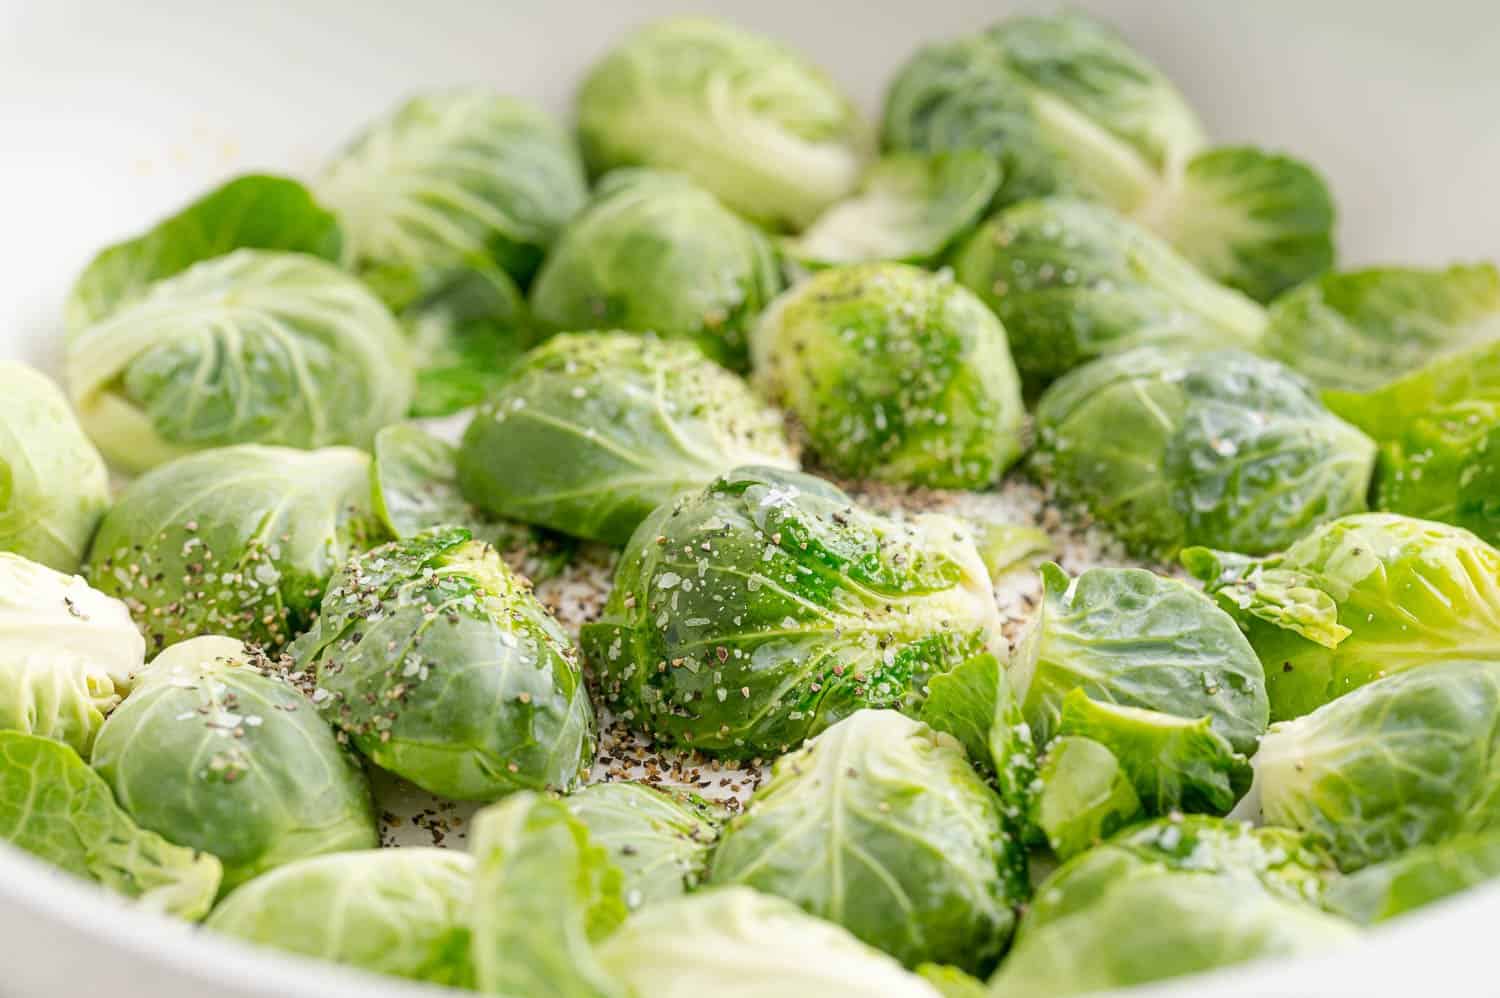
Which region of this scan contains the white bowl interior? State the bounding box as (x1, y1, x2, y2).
(1, 1, 1498, 995)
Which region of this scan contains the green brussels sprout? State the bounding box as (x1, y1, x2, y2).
(563, 782, 720, 910)
(1255, 660, 1500, 871)
(1028, 735, 1141, 859)
(0, 363, 109, 572)
(206, 849, 473, 986)
(1025, 817, 1335, 931)
(994, 817, 1351, 997)
(528, 171, 783, 368)
(65, 251, 413, 474)
(320, 88, 587, 289)
(577, 18, 866, 231)
(883, 12, 1204, 211)
(86, 444, 384, 652)
(883, 14, 1334, 303)
(0, 730, 221, 920)
(1186, 514, 1500, 721)
(581, 467, 1001, 757)
(596, 887, 946, 998)
(370, 422, 577, 580)
(457, 332, 797, 546)
(951, 199, 1267, 390)
(1010, 564, 1267, 815)
(1263, 263, 1500, 393)
(709, 710, 1023, 973)
(64, 174, 342, 333)
(469, 791, 628, 998)
(293, 527, 594, 800)
(90, 637, 378, 890)
(0, 553, 144, 755)
(785, 152, 1000, 268)
(1034, 347, 1375, 556)
(1325, 830, 1500, 925)
(750, 263, 1024, 489)
(1137, 146, 1336, 303)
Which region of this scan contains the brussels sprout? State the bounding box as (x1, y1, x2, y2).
(1325, 830, 1500, 925)
(951, 199, 1267, 390)
(1263, 263, 1500, 393)
(206, 849, 473, 986)
(0, 731, 221, 920)
(294, 527, 594, 800)
(370, 422, 576, 580)
(1186, 514, 1500, 720)
(785, 152, 1000, 268)
(577, 18, 866, 231)
(1025, 816, 1335, 931)
(86, 444, 383, 652)
(709, 710, 1023, 973)
(320, 88, 586, 288)
(65, 251, 413, 473)
(994, 817, 1353, 998)
(883, 12, 1204, 211)
(0, 363, 109, 572)
(581, 467, 1001, 757)
(750, 263, 1024, 489)
(1034, 347, 1375, 556)
(457, 332, 797, 545)
(0, 553, 144, 755)
(1010, 564, 1266, 815)
(563, 782, 720, 909)
(1029, 736, 1142, 859)
(529, 171, 783, 368)
(1255, 660, 1500, 870)
(64, 174, 342, 333)
(1138, 146, 1336, 303)
(469, 791, 628, 998)
(91, 637, 377, 890)
(596, 887, 945, 998)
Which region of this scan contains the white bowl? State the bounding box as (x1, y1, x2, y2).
(1, 1, 1497, 995)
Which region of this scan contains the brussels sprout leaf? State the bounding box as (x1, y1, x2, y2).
(1325, 830, 1500, 924)
(0, 730, 222, 920)
(563, 783, 721, 909)
(1030, 735, 1142, 859)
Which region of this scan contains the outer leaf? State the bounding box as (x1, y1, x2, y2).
(206, 850, 472, 985)
(596, 887, 944, 998)
(581, 467, 1001, 756)
(951, 199, 1266, 392)
(86, 445, 384, 652)
(576, 18, 865, 231)
(458, 332, 796, 546)
(917, 965, 989, 998)
(1187, 514, 1500, 720)
(1029, 735, 1142, 859)
(293, 529, 595, 800)
(469, 792, 628, 998)
(751, 262, 1024, 489)
(91, 637, 377, 890)
(708, 710, 1022, 973)
(785, 151, 1000, 267)
(0, 363, 110, 572)
(65, 251, 413, 474)
(0, 730, 221, 920)
(1325, 830, 1500, 924)
(1140, 146, 1336, 303)
(65, 174, 341, 332)
(1013, 564, 1268, 756)
(1263, 263, 1500, 394)
(1256, 660, 1500, 870)
(563, 782, 720, 909)
(1056, 690, 1252, 815)
(0, 552, 144, 755)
